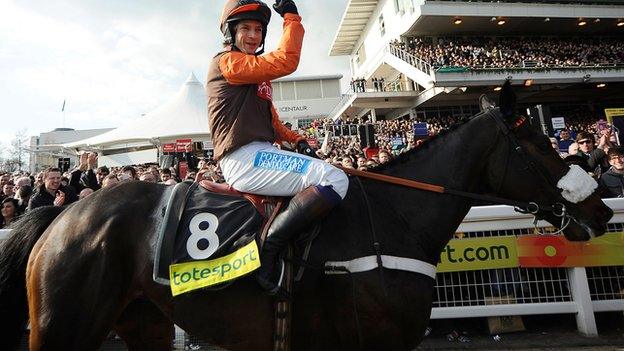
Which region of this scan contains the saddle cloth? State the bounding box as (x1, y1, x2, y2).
(153, 181, 277, 295)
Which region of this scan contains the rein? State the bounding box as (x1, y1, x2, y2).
(337, 166, 545, 214)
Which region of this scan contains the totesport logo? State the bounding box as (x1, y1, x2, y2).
(169, 240, 261, 296)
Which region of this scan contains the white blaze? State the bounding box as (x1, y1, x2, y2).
(557, 165, 598, 203)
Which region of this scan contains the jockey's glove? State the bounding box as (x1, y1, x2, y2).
(296, 140, 318, 159)
(273, 0, 298, 17)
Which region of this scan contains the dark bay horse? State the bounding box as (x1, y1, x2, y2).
(0, 88, 613, 351)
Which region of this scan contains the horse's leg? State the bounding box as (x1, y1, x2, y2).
(114, 298, 174, 351)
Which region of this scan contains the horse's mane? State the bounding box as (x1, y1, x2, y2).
(370, 109, 494, 172)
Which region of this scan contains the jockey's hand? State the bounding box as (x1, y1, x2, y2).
(273, 0, 298, 17)
(296, 140, 318, 159)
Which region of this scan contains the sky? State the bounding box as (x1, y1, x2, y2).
(0, 0, 351, 146)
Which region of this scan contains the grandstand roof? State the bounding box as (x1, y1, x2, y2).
(329, 0, 378, 56)
(329, 0, 624, 56)
(408, 1, 624, 36)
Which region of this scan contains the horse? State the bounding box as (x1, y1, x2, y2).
(0, 85, 613, 351)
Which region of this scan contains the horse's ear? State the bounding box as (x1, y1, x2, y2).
(479, 94, 497, 112)
(499, 80, 516, 121)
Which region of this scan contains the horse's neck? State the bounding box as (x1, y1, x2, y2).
(380, 115, 499, 191)
(363, 115, 500, 263)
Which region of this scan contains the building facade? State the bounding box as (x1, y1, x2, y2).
(328, 0, 624, 123)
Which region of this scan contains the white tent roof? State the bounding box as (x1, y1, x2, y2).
(66, 73, 209, 149)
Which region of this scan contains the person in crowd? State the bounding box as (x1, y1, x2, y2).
(15, 185, 32, 213)
(101, 174, 120, 188)
(341, 157, 355, 169)
(549, 137, 568, 158)
(2, 182, 15, 199)
(121, 165, 138, 181)
(139, 173, 157, 183)
(555, 129, 574, 154)
(0, 173, 10, 193)
(68, 152, 97, 194)
(207, 0, 348, 294)
(1, 197, 20, 229)
(356, 156, 367, 169)
(34, 172, 44, 188)
(160, 168, 173, 183)
(79, 188, 94, 200)
(568, 142, 579, 157)
(179, 143, 199, 173)
(14, 176, 32, 192)
(94, 166, 110, 190)
(378, 150, 392, 164)
(575, 131, 608, 175)
(28, 167, 79, 211)
(600, 146, 624, 198)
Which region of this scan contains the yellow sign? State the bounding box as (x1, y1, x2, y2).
(517, 232, 624, 268)
(169, 240, 261, 296)
(436, 232, 624, 272)
(605, 108, 624, 124)
(437, 236, 518, 272)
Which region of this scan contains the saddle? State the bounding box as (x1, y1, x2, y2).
(153, 180, 318, 290)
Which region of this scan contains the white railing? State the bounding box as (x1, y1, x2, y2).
(388, 44, 435, 76)
(326, 89, 356, 121)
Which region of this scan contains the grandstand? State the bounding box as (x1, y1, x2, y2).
(328, 0, 624, 133)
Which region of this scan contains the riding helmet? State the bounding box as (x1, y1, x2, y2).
(220, 0, 272, 54)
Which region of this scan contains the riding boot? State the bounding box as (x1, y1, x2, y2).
(257, 185, 342, 295)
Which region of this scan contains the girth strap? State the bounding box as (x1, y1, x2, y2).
(324, 255, 437, 279)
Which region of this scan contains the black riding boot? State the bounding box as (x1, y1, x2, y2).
(256, 185, 342, 294)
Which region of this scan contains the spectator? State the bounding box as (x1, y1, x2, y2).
(1, 197, 20, 229)
(14, 176, 32, 191)
(568, 142, 579, 156)
(378, 150, 392, 164)
(160, 168, 173, 183)
(557, 129, 574, 151)
(79, 188, 95, 200)
(94, 166, 110, 189)
(71, 152, 100, 192)
(28, 167, 79, 211)
(34, 172, 44, 188)
(139, 173, 157, 183)
(2, 183, 15, 199)
(102, 174, 119, 188)
(576, 131, 608, 175)
(0, 173, 10, 192)
(121, 165, 138, 180)
(600, 146, 624, 198)
(15, 185, 32, 214)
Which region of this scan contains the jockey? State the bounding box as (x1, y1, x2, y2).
(207, 0, 349, 294)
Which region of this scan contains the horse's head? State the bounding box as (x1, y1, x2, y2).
(484, 81, 613, 241)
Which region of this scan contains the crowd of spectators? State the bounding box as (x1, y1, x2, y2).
(0, 108, 620, 229)
(390, 36, 624, 70)
(0, 151, 225, 228)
